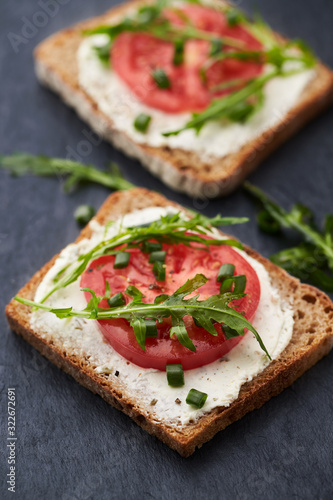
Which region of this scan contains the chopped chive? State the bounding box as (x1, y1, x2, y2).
(199, 67, 207, 84)
(74, 205, 96, 225)
(257, 210, 281, 234)
(114, 252, 130, 269)
(107, 292, 126, 308)
(226, 9, 243, 27)
(149, 251, 166, 263)
(173, 39, 184, 65)
(134, 113, 151, 133)
(144, 319, 158, 338)
(152, 68, 171, 89)
(220, 274, 247, 293)
(153, 261, 165, 281)
(166, 364, 184, 387)
(93, 40, 112, 65)
(217, 263, 235, 282)
(210, 38, 223, 57)
(142, 241, 163, 253)
(186, 389, 207, 409)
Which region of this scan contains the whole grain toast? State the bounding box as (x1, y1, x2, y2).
(34, 0, 333, 198)
(6, 188, 333, 456)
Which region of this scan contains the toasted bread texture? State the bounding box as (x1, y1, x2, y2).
(34, 0, 333, 198)
(6, 188, 333, 456)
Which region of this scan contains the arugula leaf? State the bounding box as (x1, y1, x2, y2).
(130, 317, 147, 350)
(125, 285, 144, 302)
(244, 182, 333, 292)
(0, 153, 134, 192)
(170, 320, 196, 352)
(41, 211, 247, 302)
(15, 273, 271, 358)
(163, 71, 279, 136)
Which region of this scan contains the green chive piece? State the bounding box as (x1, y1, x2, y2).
(134, 113, 151, 133)
(257, 210, 281, 234)
(74, 205, 96, 225)
(226, 9, 243, 27)
(220, 274, 247, 294)
(217, 263, 235, 282)
(114, 252, 130, 269)
(93, 40, 112, 65)
(153, 261, 165, 281)
(186, 389, 208, 409)
(107, 292, 126, 308)
(173, 39, 184, 65)
(233, 274, 247, 293)
(210, 38, 223, 57)
(149, 250, 166, 263)
(152, 68, 171, 89)
(142, 241, 163, 253)
(144, 319, 158, 338)
(166, 364, 185, 387)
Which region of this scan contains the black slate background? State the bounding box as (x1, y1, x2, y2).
(1, 1, 333, 499)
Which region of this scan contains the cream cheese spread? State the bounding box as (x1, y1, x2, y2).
(77, 34, 314, 161)
(30, 207, 294, 426)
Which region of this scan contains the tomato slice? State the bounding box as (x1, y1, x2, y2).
(112, 5, 263, 113)
(81, 242, 260, 370)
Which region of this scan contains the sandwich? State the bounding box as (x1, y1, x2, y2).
(6, 188, 333, 456)
(34, 0, 333, 198)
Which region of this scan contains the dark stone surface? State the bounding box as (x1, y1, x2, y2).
(1, 1, 333, 499)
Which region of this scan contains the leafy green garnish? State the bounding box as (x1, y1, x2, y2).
(15, 274, 270, 358)
(84, 0, 316, 135)
(163, 35, 315, 136)
(244, 182, 333, 292)
(40, 211, 247, 303)
(0, 153, 134, 192)
(163, 70, 278, 135)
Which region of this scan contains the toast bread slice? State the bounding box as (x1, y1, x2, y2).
(34, 0, 333, 198)
(6, 188, 333, 456)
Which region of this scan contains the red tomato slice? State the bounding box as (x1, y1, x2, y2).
(81, 242, 260, 370)
(112, 5, 263, 113)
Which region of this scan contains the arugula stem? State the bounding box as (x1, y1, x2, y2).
(39, 212, 247, 303)
(164, 70, 279, 136)
(0, 154, 135, 192)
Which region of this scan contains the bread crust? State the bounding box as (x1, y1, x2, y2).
(6, 188, 333, 456)
(33, 0, 333, 197)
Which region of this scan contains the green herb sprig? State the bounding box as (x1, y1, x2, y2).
(15, 273, 270, 358)
(244, 182, 333, 292)
(164, 70, 275, 135)
(0, 153, 134, 192)
(40, 211, 247, 303)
